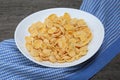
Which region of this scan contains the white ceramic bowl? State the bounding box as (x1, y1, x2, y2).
(14, 8, 104, 68)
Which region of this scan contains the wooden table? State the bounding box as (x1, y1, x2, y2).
(0, 0, 119, 80)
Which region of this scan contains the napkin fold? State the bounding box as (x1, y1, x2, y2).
(0, 0, 120, 80)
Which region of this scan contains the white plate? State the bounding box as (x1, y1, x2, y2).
(14, 8, 104, 68)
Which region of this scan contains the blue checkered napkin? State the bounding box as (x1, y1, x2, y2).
(0, 0, 120, 80)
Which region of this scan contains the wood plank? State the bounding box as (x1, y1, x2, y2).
(0, 0, 119, 80)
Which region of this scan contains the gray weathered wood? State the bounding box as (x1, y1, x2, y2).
(0, 0, 119, 80)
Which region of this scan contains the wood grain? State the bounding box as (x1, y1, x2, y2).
(0, 0, 119, 80)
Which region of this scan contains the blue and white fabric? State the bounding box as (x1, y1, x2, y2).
(0, 0, 120, 80)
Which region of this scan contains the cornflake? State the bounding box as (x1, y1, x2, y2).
(25, 13, 92, 63)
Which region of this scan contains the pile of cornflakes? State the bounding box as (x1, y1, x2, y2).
(25, 13, 92, 63)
